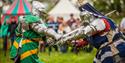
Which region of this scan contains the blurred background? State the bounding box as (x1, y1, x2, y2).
(0, 0, 125, 63)
(0, 0, 125, 22)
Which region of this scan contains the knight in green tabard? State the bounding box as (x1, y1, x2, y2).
(10, 1, 62, 63)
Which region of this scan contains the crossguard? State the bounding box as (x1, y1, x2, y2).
(46, 37, 56, 46)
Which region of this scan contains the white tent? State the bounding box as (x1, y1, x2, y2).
(48, 0, 80, 21)
(70, 0, 93, 7)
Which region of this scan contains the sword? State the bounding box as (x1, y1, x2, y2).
(105, 10, 116, 16)
(55, 26, 86, 45)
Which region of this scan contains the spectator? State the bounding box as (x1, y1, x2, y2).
(2, 1, 11, 56)
(120, 17, 125, 34)
(71, 18, 81, 30)
(8, 16, 18, 44)
(67, 13, 76, 29)
(46, 16, 58, 52)
(119, 17, 125, 41)
(58, 18, 71, 53)
(71, 39, 88, 54)
(56, 16, 64, 25)
(58, 21, 71, 34)
(47, 16, 58, 32)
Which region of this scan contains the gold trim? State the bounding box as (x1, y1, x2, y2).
(13, 39, 32, 48)
(21, 49, 38, 60)
(22, 39, 32, 45)
(13, 41, 19, 49)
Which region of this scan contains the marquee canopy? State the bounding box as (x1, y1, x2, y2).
(5, 0, 32, 15)
(48, 0, 80, 20)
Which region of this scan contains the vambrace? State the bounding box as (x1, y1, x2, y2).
(31, 22, 47, 33)
(31, 22, 62, 40)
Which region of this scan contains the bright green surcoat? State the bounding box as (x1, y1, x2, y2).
(10, 29, 45, 63)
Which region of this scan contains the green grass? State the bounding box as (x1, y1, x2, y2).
(39, 50, 96, 63)
(0, 38, 96, 63)
(0, 51, 96, 63)
(0, 47, 96, 63)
